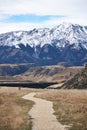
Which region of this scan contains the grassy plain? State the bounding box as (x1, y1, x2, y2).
(0, 87, 87, 130)
(0, 87, 39, 130)
(36, 89, 87, 130)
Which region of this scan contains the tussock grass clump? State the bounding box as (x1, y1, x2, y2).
(36, 90, 87, 130)
(0, 87, 36, 130)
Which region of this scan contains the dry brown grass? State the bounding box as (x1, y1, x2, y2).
(18, 66, 82, 83)
(0, 87, 87, 130)
(0, 87, 40, 130)
(36, 90, 87, 130)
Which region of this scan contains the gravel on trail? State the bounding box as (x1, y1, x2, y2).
(23, 92, 67, 130)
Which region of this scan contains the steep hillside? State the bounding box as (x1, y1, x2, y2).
(62, 64, 87, 89)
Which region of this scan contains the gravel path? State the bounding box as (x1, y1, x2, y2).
(23, 92, 67, 130)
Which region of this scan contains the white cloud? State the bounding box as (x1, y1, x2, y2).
(0, 17, 87, 34)
(0, 0, 87, 33)
(0, 0, 87, 17)
(45, 16, 87, 26)
(0, 22, 39, 33)
(0, 21, 52, 34)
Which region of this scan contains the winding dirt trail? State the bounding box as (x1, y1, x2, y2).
(23, 92, 67, 130)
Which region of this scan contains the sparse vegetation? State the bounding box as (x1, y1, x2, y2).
(36, 90, 87, 130)
(63, 65, 87, 89)
(0, 64, 82, 89)
(18, 65, 82, 83)
(0, 87, 87, 130)
(0, 87, 36, 130)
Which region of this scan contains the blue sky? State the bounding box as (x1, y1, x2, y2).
(4, 15, 65, 23)
(0, 0, 87, 33)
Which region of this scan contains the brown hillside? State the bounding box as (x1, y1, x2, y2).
(62, 64, 87, 89)
(0, 63, 33, 76)
(17, 65, 82, 83)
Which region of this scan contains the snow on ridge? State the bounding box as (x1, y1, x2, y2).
(13, 31, 23, 37)
(0, 22, 87, 50)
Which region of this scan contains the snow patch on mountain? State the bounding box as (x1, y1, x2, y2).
(0, 22, 87, 50)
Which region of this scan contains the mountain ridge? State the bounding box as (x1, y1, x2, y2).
(0, 22, 87, 66)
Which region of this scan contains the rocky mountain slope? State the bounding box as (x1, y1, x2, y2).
(62, 64, 87, 89)
(0, 22, 87, 66)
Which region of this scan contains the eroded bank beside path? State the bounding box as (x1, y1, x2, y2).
(23, 92, 68, 130)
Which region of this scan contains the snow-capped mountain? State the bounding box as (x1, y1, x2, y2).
(0, 22, 87, 66)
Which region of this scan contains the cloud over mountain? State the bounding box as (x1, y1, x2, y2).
(0, 0, 87, 33)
